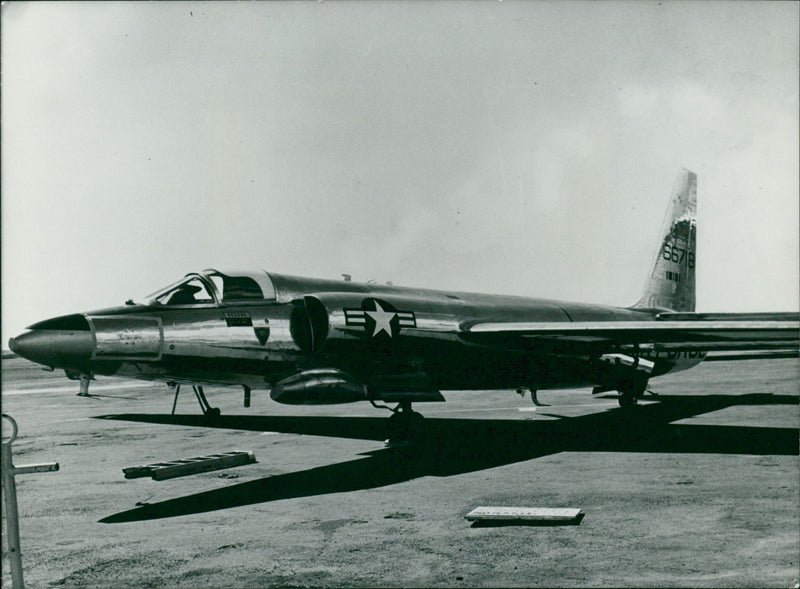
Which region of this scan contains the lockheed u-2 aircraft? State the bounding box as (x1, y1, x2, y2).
(9, 170, 799, 442)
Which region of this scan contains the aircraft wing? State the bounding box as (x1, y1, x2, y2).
(464, 312, 799, 355)
(310, 292, 797, 357)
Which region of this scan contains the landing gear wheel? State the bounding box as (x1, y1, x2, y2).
(201, 407, 222, 424)
(409, 411, 424, 428)
(385, 404, 424, 448)
(385, 416, 409, 449)
(617, 374, 648, 408)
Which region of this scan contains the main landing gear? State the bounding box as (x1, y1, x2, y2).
(170, 383, 221, 420)
(616, 374, 649, 408)
(381, 401, 425, 447)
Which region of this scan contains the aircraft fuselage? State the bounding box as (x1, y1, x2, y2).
(9, 271, 702, 399)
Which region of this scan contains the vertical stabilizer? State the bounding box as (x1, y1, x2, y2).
(633, 169, 697, 312)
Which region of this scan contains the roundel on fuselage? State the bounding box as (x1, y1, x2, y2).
(343, 297, 417, 341)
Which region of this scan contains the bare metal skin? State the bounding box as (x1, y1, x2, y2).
(8, 170, 798, 438)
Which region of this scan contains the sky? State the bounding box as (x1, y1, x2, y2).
(2, 1, 798, 341)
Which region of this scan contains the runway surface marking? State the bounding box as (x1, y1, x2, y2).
(3, 381, 157, 396)
(518, 400, 659, 410)
(425, 399, 660, 415)
(426, 406, 531, 415)
(426, 402, 614, 415)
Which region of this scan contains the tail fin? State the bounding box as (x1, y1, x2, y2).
(632, 168, 697, 312)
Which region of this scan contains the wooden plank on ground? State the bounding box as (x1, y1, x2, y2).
(466, 506, 583, 523)
(123, 451, 256, 481)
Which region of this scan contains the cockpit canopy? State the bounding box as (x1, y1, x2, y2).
(137, 269, 277, 306)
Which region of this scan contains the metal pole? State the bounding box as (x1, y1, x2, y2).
(2, 415, 24, 589)
(2, 415, 58, 589)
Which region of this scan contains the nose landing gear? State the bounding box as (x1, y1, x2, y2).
(77, 374, 92, 397)
(65, 370, 94, 397)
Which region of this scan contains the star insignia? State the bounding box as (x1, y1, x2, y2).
(365, 300, 395, 337)
(343, 298, 417, 339)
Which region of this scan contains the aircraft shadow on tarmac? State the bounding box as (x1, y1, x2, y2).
(98, 393, 798, 523)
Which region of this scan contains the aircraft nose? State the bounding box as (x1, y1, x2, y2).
(9, 314, 94, 369)
(8, 330, 43, 364)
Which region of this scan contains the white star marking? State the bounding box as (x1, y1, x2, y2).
(365, 301, 396, 337)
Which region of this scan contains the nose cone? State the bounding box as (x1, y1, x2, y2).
(9, 330, 50, 365)
(9, 315, 94, 369)
(9, 330, 46, 363)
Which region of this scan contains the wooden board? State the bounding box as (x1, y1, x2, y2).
(123, 451, 256, 481)
(465, 506, 582, 522)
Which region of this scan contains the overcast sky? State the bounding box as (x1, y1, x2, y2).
(2, 1, 798, 340)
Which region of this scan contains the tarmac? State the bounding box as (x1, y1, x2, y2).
(1, 355, 798, 588)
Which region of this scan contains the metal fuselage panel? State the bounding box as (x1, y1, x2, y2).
(73, 274, 700, 391)
(90, 303, 303, 388)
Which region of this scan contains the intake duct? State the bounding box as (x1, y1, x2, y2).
(289, 297, 329, 354)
